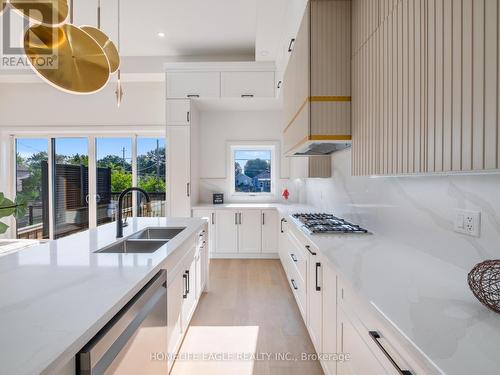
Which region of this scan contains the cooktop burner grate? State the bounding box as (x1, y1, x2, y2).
(292, 213, 368, 234)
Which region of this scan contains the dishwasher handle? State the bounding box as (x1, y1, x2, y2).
(77, 270, 167, 374)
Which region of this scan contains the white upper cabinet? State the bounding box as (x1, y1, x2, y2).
(221, 72, 276, 98)
(166, 72, 221, 98)
(166, 99, 190, 126)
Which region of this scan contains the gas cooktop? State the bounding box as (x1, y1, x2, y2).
(291, 213, 368, 234)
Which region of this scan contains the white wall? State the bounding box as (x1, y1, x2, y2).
(0, 81, 165, 127)
(196, 110, 293, 203)
(303, 148, 500, 270)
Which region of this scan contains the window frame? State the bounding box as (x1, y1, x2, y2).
(227, 141, 279, 199)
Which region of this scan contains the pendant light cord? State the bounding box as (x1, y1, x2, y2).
(97, 0, 101, 29)
(117, 0, 121, 51)
(70, 0, 73, 23)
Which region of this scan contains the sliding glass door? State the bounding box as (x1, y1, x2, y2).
(137, 137, 166, 217)
(53, 138, 89, 239)
(15, 138, 49, 239)
(14, 134, 165, 239)
(95, 138, 133, 226)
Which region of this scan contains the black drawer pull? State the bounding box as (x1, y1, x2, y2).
(186, 270, 190, 294)
(241, 94, 254, 98)
(290, 254, 298, 262)
(187, 94, 200, 98)
(290, 279, 298, 290)
(368, 331, 414, 375)
(315, 262, 321, 291)
(277, 80, 282, 89)
(288, 38, 296, 52)
(182, 273, 188, 299)
(305, 245, 316, 256)
(280, 218, 286, 233)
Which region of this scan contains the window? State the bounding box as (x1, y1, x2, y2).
(230, 144, 276, 196)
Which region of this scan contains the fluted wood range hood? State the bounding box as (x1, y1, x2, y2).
(282, 0, 352, 156)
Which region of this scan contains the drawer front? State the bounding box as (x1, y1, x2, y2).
(220, 71, 275, 98)
(287, 260, 307, 320)
(167, 72, 220, 98)
(287, 231, 307, 284)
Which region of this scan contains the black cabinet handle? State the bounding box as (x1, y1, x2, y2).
(187, 94, 200, 98)
(182, 273, 188, 299)
(369, 331, 414, 375)
(280, 218, 286, 233)
(186, 183, 190, 197)
(277, 80, 282, 89)
(262, 212, 265, 225)
(290, 253, 298, 262)
(315, 262, 321, 291)
(211, 212, 215, 225)
(186, 270, 190, 294)
(305, 245, 316, 256)
(241, 94, 254, 98)
(235, 213, 238, 225)
(291, 279, 298, 290)
(287, 38, 296, 52)
(187, 111, 190, 122)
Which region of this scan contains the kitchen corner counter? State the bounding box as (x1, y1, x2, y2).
(0, 217, 205, 375)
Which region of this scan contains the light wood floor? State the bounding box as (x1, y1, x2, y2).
(171, 259, 324, 375)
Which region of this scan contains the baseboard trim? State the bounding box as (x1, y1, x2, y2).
(210, 253, 279, 259)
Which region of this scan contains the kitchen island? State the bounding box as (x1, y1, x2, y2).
(0, 217, 207, 375)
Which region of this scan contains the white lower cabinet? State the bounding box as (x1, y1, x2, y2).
(322, 261, 338, 375)
(165, 226, 209, 374)
(337, 308, 392, 375)
(307, 249, 323, 354)
(238, 210, 262, 253)
(215, 210, 239, 253)
(261, 209, 279, 253)
(198, 208, 278, 256)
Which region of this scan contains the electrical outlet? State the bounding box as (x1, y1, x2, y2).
(454, 209, 481, 237)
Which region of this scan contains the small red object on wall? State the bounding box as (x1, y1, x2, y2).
(282, 188, 289, 201)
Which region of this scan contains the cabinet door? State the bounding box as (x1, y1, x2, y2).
(261, 209, 279, 253)
(238, 210, 262, 253)
(322, 261, 337, 375)
(167, 126, 191, 217)
(220, 71, 275, 98)
(166, 99, 190, 125)
(166, 72, 220, 98)
(337, 308, 393, 375)
(215, 210, 238, 253)
(308, 253, 323, 354)
(167, 270, 184, 372)
(181, 258, 197, 330)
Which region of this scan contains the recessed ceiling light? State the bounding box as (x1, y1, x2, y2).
(158, 32, 165, 37)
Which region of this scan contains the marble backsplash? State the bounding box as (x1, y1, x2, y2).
(302, 148, 500, 270)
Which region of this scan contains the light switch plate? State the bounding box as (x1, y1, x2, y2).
(454, 209, 481, 237)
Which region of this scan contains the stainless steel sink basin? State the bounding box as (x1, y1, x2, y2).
(96, 239, 168, 254)
(128, 227, 186, 240)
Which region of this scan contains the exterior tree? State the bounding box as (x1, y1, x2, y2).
(244, 158, 269, 178)
(235, 162, 242, 176)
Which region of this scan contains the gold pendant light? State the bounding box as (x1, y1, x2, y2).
(10, 0, 69, 25)
(24, 23, 110, 94)
(81, 26, 120, 73)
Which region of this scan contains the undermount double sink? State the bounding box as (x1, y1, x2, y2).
(96, 227, 186, 254)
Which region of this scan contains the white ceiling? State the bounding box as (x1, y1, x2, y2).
(72, 0, 287, 60)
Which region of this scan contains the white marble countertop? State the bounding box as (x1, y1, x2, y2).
(274, 204, 500, 375)
(0, 217, 205, 375)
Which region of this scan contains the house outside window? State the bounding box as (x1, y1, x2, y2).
(229, 143, 277, 197)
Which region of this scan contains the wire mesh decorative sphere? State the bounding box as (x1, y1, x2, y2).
(468, 260, 500, 314)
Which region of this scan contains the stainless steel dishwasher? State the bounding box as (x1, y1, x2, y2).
(77, 270, 167, 375)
